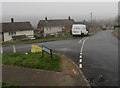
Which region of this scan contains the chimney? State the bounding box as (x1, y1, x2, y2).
(68, 16, 70, 20)
(11, 18, 14, 23)
(45, 17, 47, 21)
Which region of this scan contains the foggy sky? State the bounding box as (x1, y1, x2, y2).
(2, 2, 118, 27)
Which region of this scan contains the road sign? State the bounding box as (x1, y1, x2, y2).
(31, 45, 42, 53)
(42, 45, 52, 59)
(42, 46, 51, 54)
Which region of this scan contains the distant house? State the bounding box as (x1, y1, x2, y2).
(0, 18, 34, 42)
(37, 17, 75, 35)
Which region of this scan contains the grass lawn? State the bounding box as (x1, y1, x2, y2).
(3, 35, 78, 45)
(112, 29, 120, 39)
(2, 52, 60, 72)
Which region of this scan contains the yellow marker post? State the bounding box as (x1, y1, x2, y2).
(31, 45, 42, 53)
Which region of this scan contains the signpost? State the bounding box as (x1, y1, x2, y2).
(13, 45, 16, 53)
(42, 45, 52, 59)
(0, 46, 3, 54)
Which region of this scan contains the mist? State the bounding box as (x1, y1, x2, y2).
(2, 2, 118, 28)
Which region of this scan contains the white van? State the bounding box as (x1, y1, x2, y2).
(72, 24, 88, 36)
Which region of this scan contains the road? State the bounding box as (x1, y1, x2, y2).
(2, 38, 83, 65)
(83, 30, 118, 86)
(2, 30, 118, 86)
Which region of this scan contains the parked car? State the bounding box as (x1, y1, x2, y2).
(103, 28, 106, 30)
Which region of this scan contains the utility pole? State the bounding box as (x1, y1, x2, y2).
(91, 12, 92, 31)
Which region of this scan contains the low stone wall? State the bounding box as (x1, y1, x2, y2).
(38, 31, 71, 38)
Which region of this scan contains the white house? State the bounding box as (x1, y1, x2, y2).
(0, 18, 34, 42)
(37, 17, 75, 35)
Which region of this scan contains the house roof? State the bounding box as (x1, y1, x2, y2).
(0, 21, 33, 33)
(37, 19, 75, 28)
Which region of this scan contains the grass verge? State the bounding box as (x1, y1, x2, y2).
(112, 29, 120, 39)
(3, 35, 78, 45)
(2, 52, 60, 72)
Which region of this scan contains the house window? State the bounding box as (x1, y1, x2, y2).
(9, 32, 16, 36)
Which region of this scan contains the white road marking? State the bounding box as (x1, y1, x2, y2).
(80, 37, 89, 54)
(80, 43, 84, 53)
(79, 55, 82, 58)
(79, 37, 89, 69)
(79, 64, 82, 68)
(78, 37, 85, 43)
(80, 53, 82, 55)
(79, 59, 82, 62)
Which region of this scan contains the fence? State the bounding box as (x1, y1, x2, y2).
(35, 31, 71, 39)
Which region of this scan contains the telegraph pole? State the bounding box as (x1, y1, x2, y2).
(91, 12, 92, 31)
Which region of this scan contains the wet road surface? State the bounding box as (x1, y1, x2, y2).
(83, 30, 118, 86)
(2, 30, 118, 86)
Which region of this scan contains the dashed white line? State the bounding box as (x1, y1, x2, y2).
(79, 55, 82, 58)
(80, 53, 82, 55)
(79, 59, 82, 62)
(79, 64, 82, 68)
(79, 37, 89, 69)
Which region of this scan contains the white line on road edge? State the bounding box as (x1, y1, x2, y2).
(79, 64, 82, 68)
(79, 55, 82, 58)
(78, 37, 85, 43)
(79, 59, 82, 62)
(80, 37, 88, 52)
(79, 37, 89, 68)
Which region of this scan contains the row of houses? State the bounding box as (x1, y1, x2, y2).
(0, 17, 88, 42)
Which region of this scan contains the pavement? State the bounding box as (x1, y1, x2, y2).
(3, 65, 80, 86)
(2, 54, 90, 86)
(2, 30, 119, 86)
